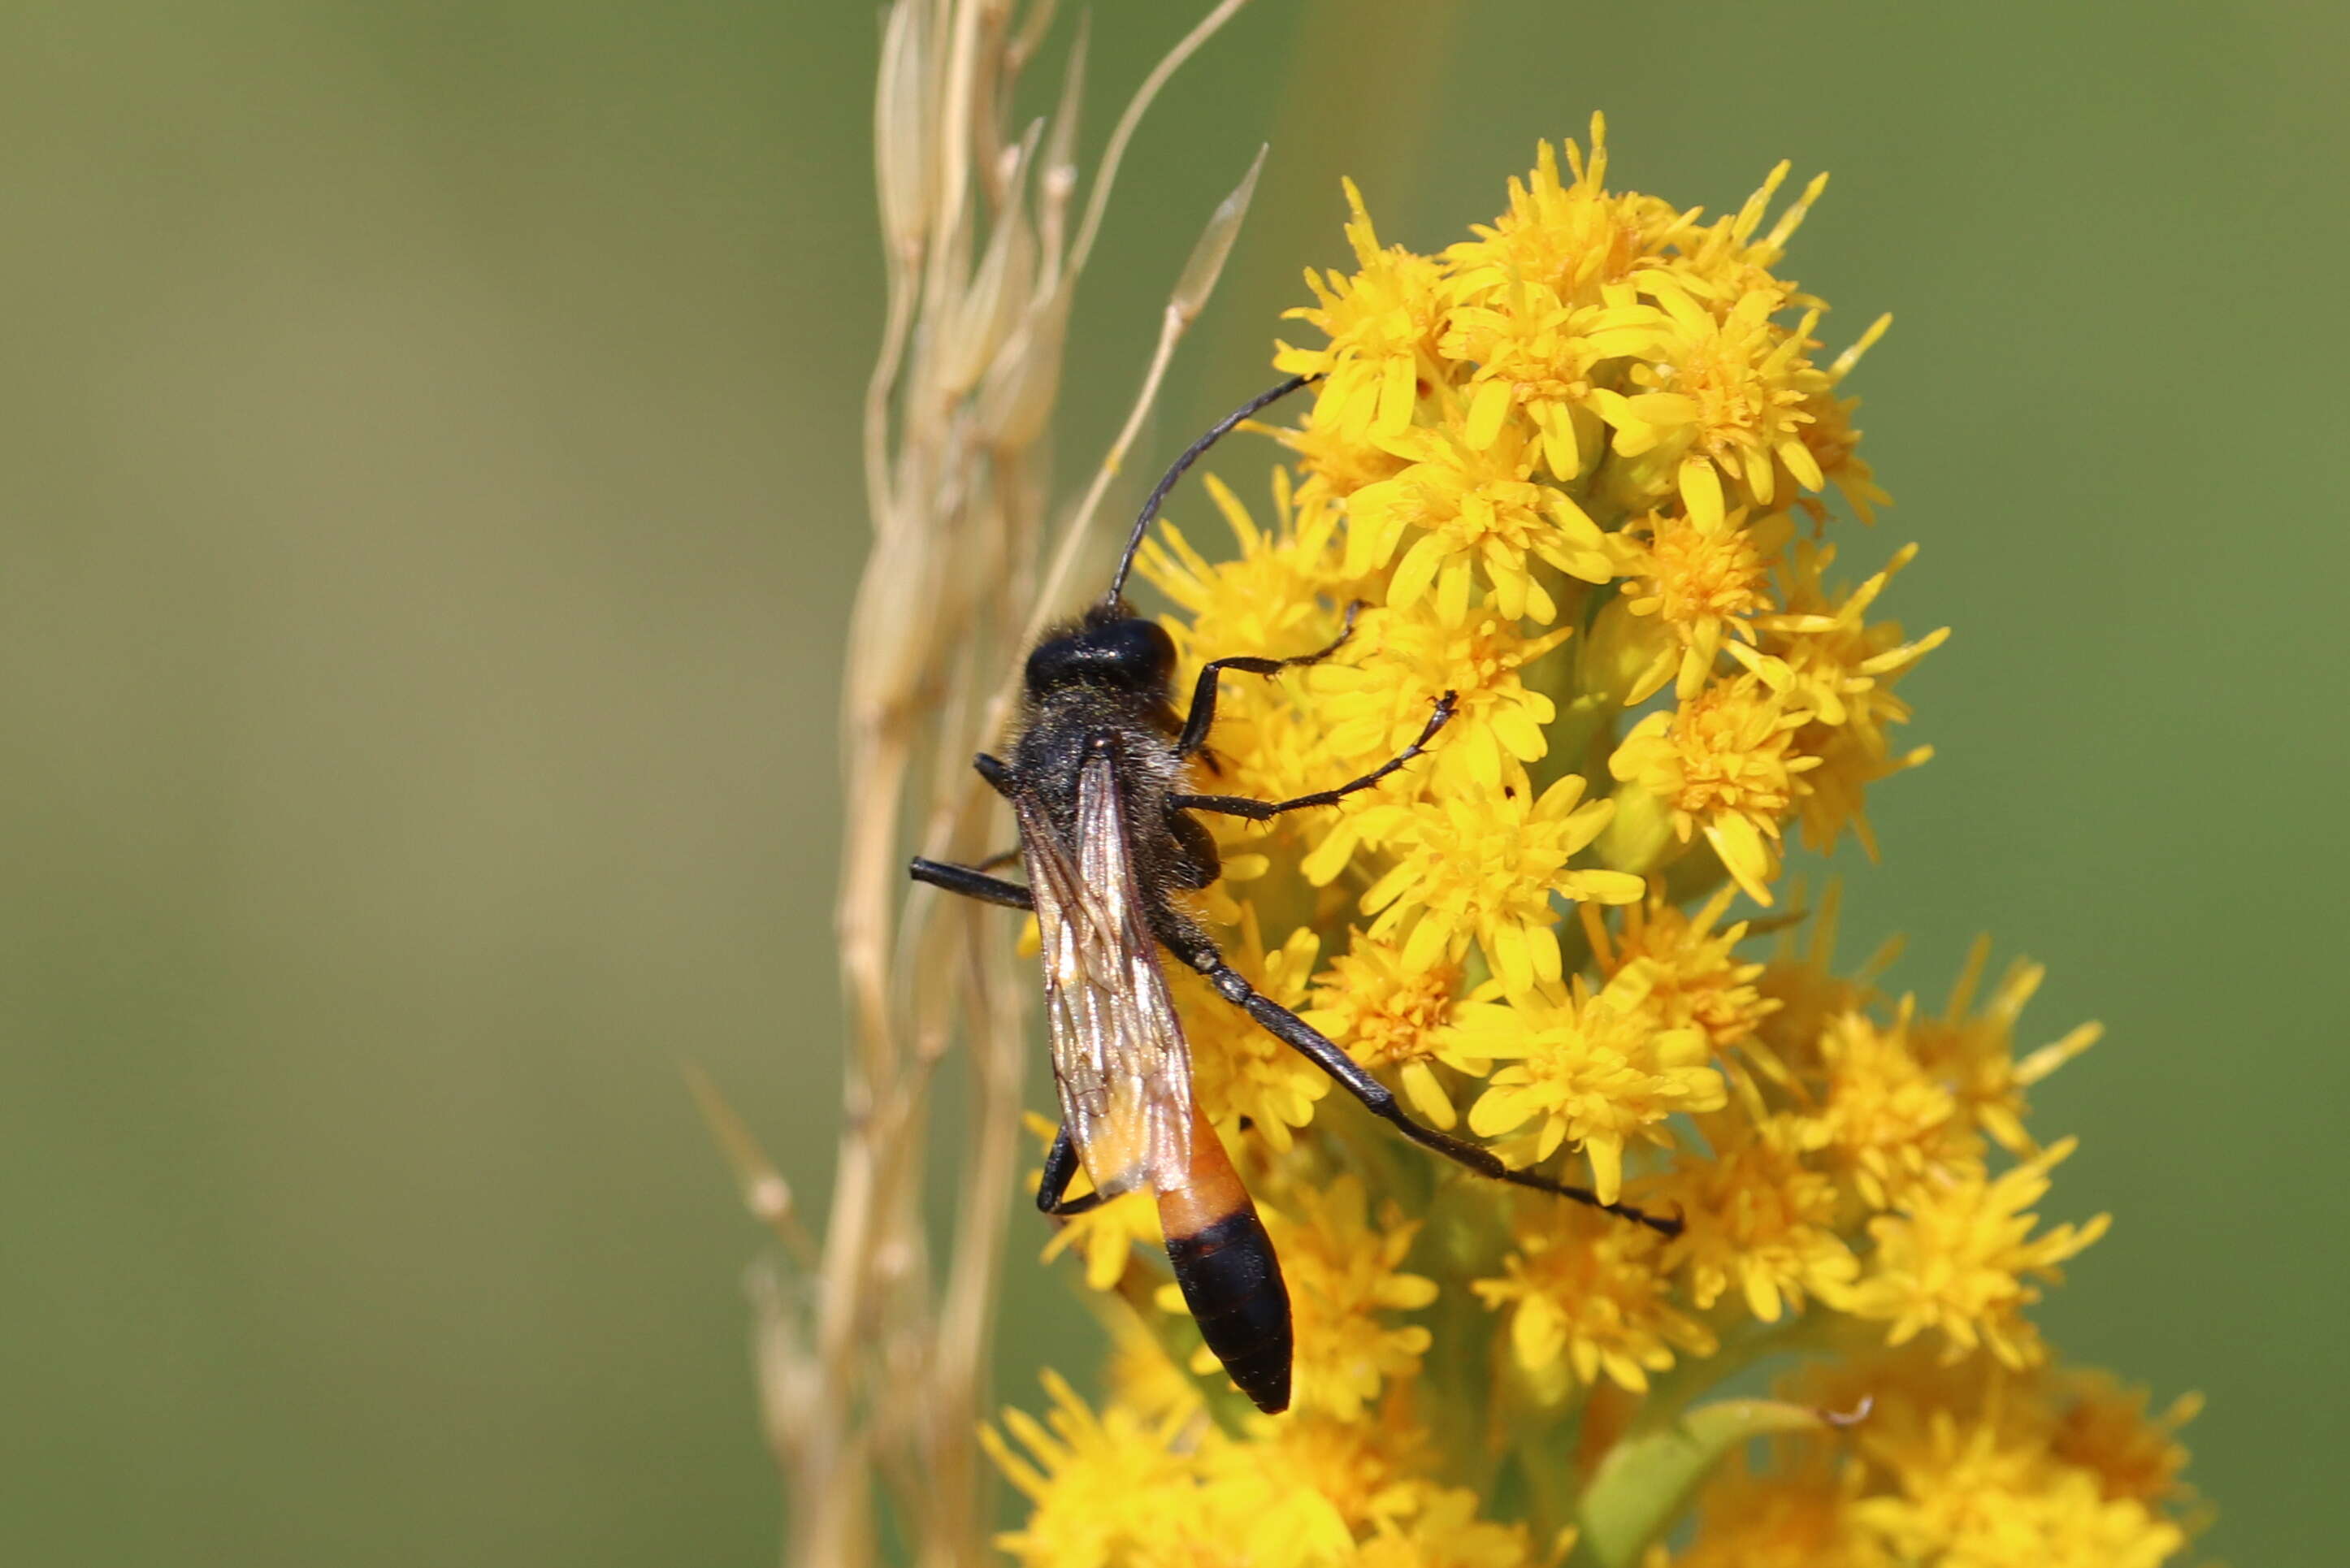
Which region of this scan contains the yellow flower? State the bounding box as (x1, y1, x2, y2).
(1277, 178, 1448, 442)
(1038, 1182, 1160, 1294)
(1298, 933, 1479, 1128)
(1844, 1137, 2112, 1369)
(1437, 275, 1665, 481)
(982, 1371, 1207, 1568)
(1850, 1411, 2186, 1568)
(1273, 1176, 1442, 1420)
(1910, 938, 2101, 1158)
(1678, 1450, 1887, 1568)
(1606, 506, 1793, 702)
(1328, 773, 1644, 994)
(1667, 157, 1831, 310)
(1472, 1206, 1716, 1395)
(1281, 408, 1411, 502)
(1753, 880, 1901, 1071)
(1607, 671, 1819, 904)
(1297, 607, 1574, 800)
(1453, 972, 1725, 1204)
(1776, 1348, 2205, 1568)
(1792, 316, 1893, 525)
(1351, 1487, 1534, 1568)
(1738, 539, 1948, 856)
(1441, 119, 1685, 313)
(1237, 1409, 1429, 1538)
(1752, 542, 1945, 733)
(2049, 1370, 2204, 1510)
(1799, 999, 1974, 1212)
(1590, 288, 1828, 527)
(1342, 419, 1611, 625)
(1142, 471, 1352, 680)
(1584, 884, 1782, 1055)
(1104, 1314, 1208, 1429)
(1138, 474, 1368, 817)
(1657, 1111, 1858, 1322)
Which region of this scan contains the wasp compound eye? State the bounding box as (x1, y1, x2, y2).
(1023, 617, 1175, 696)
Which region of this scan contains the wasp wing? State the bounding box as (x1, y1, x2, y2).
(1015, 747, 1195, 1201)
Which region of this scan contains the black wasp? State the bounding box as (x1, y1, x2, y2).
(909, 375, 1679, 1415)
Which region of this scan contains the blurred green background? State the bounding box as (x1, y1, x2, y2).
(3, 2, 2343, 1563)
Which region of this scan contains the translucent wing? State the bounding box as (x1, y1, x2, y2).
(1016, 747, 1195, 1199)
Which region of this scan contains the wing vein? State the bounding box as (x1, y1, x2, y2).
(1017, 747, 1195, 1198)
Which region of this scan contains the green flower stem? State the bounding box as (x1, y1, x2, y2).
(1568, 1398, 1845, 1568)
(1623, 1309, 1839, 1439)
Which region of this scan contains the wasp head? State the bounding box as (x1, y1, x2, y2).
(1024, 601, 1176, 699)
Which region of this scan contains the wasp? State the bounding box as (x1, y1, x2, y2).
(910, 375, 1678, 1414)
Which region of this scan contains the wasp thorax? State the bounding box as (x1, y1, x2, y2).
(1023, 609, 1176, 697)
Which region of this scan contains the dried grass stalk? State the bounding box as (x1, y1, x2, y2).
(736, 6, 1260, 1566)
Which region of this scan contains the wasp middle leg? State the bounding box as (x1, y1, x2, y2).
(908, 856, 1034, 909)
(1172, 691, 1457, 821)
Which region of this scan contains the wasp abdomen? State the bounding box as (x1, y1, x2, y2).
(1164, 1206, 1292, 1414)
(1156, 1110, 1293, 1415)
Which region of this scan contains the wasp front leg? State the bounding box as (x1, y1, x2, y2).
(1175, 602, 1363, 757)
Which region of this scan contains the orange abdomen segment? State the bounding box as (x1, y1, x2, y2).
(1155, 1109, 1291, 1414)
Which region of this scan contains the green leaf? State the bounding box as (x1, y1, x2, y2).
(1567, 1398, 1847, 1568)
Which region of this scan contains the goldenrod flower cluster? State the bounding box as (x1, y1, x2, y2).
(986, 120, 2203, 1568)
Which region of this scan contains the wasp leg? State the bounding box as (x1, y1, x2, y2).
(908, 856, 1034, 910)
(1036, 1125, 1107, 1217)
(1165, 808, 1221, 889)
(1168, 933, 1680, 1238)
(1172, 691, 1457, 821)
(973, 753, 1015, 796)
(1175, 601, 1364, 756)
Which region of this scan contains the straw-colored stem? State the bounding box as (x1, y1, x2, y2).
(775, 6, 1260, 1566)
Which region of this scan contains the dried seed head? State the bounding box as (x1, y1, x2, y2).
(1173, 143, 1268, 326)
(874, 0, 932, 264)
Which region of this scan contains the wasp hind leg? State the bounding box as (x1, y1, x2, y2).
(1036, 1126, 1106, 1218)
(1168, 933, 1680, 1237)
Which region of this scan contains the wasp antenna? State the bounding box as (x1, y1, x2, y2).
(1102, 373, 1318, 607)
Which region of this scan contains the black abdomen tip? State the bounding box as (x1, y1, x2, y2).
(1165, 1210, 1293, 1414)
